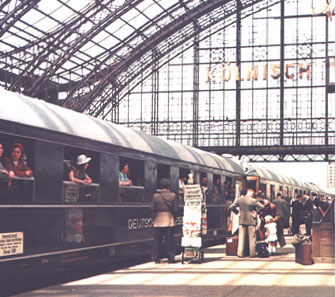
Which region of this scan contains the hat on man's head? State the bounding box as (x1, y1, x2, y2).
(77, 154, 91, 165)
(159, 178, 171, 188)
(12, 142, 24, 153)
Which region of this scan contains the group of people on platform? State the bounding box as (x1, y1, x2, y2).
(229, 188, 333, 258)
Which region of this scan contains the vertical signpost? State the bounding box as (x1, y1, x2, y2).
(181, 184, 206, 263)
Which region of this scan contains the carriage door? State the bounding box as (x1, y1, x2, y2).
(270, 185, 275, 201)
(246, 176, 259, 192)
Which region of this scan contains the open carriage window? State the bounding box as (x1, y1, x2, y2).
(213, 174, 222, 202)
(179, 168, 190, 202)
(223, 177, 235, 201)
(63, 147, 100, 203)
(118, 157, 144, 203)
(0, 134, 35, 203)
(157, 163, 170, 189)
(119, 157, 144, 187)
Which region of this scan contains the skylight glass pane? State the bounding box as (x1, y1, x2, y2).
(92, 30, 120, 49)
(80, 42, 106, 57)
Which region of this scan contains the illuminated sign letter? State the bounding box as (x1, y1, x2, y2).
(236, 66, 244, 81)
(221, 62, 231, 81)
(263, 65, 267, 80)
(246, 65, 258, 81)
(271, 64, 281, 79)
(206, 66, 216, 82)
(285, 63, 295, 79)
(299, 62, 310, 79)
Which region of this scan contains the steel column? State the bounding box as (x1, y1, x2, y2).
(193, 22, 200, 147)
(235, 0, 242, 148)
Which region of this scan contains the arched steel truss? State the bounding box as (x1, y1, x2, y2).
(0, 0, 271, 110)
(0, 0, 334, 162)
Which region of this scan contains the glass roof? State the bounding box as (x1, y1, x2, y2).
(0, 0, 192, 85)
(1, 0, 251, 109)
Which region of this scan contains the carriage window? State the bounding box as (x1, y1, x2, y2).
(157, 164, 170, 189)
(259, 183, 267, 199)
(63, 147, 100, 203)
(213, 174, 221, 202)
(179, 168, 190, 201)
(199, 172, 209, 201)
(223, 177, 235, 201)
(285, 187, 289, 199)
(0, 135, 35, 203)
(119, 157, 144, 187)
(118, 157, 144, 202)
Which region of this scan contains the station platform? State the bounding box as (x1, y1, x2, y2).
(14, 238, 335, 297)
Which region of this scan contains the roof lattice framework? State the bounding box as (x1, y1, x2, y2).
(0, 0, 268, 115)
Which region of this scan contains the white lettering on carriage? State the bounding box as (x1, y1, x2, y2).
(128, 218, 154, 230)
(127, 216, 183, 230)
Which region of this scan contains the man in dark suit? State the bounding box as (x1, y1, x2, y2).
(302, 194, 314, 235)
(273, 192, 289, 242)
(229, 189, 264, 257)
(273, 193, 287, 222)
(312, 193, 332, 222)
(290, 194, 303, 235)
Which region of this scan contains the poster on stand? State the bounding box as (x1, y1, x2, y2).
(182, 184, 205, 247)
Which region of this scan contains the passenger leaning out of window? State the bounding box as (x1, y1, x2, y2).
(0, 142, 14, 179)
(69, 154, 92, 185)
(3, 142, 33, 177)
(119, 162, 132, 186)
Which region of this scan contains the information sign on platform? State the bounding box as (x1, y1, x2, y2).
(182, 184, 206, 247)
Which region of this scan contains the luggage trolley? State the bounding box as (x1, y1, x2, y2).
(181, 184, 207, 264)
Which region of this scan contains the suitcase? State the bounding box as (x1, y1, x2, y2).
(295, 242, 313, 265)
(226, 235, 238, 256)
(256, 241, 269, 258)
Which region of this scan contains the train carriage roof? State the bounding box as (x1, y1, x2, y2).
(246, 164, 307, 188)
(0, 88, 244, 175)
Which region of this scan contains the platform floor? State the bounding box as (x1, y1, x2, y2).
(14, 239, 335, 297)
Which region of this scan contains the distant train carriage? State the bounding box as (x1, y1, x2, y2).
(242, 163, 333, 228)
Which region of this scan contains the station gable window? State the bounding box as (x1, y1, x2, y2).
(0, 134, 35, 203)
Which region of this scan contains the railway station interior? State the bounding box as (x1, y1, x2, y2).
(0, 1, 335, 297)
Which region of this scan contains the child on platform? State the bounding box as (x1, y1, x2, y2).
(264, 215, 278, 256)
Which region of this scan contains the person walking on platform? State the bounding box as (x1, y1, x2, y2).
(151, 178, 179, 264)
(229, 189, 264, 258)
